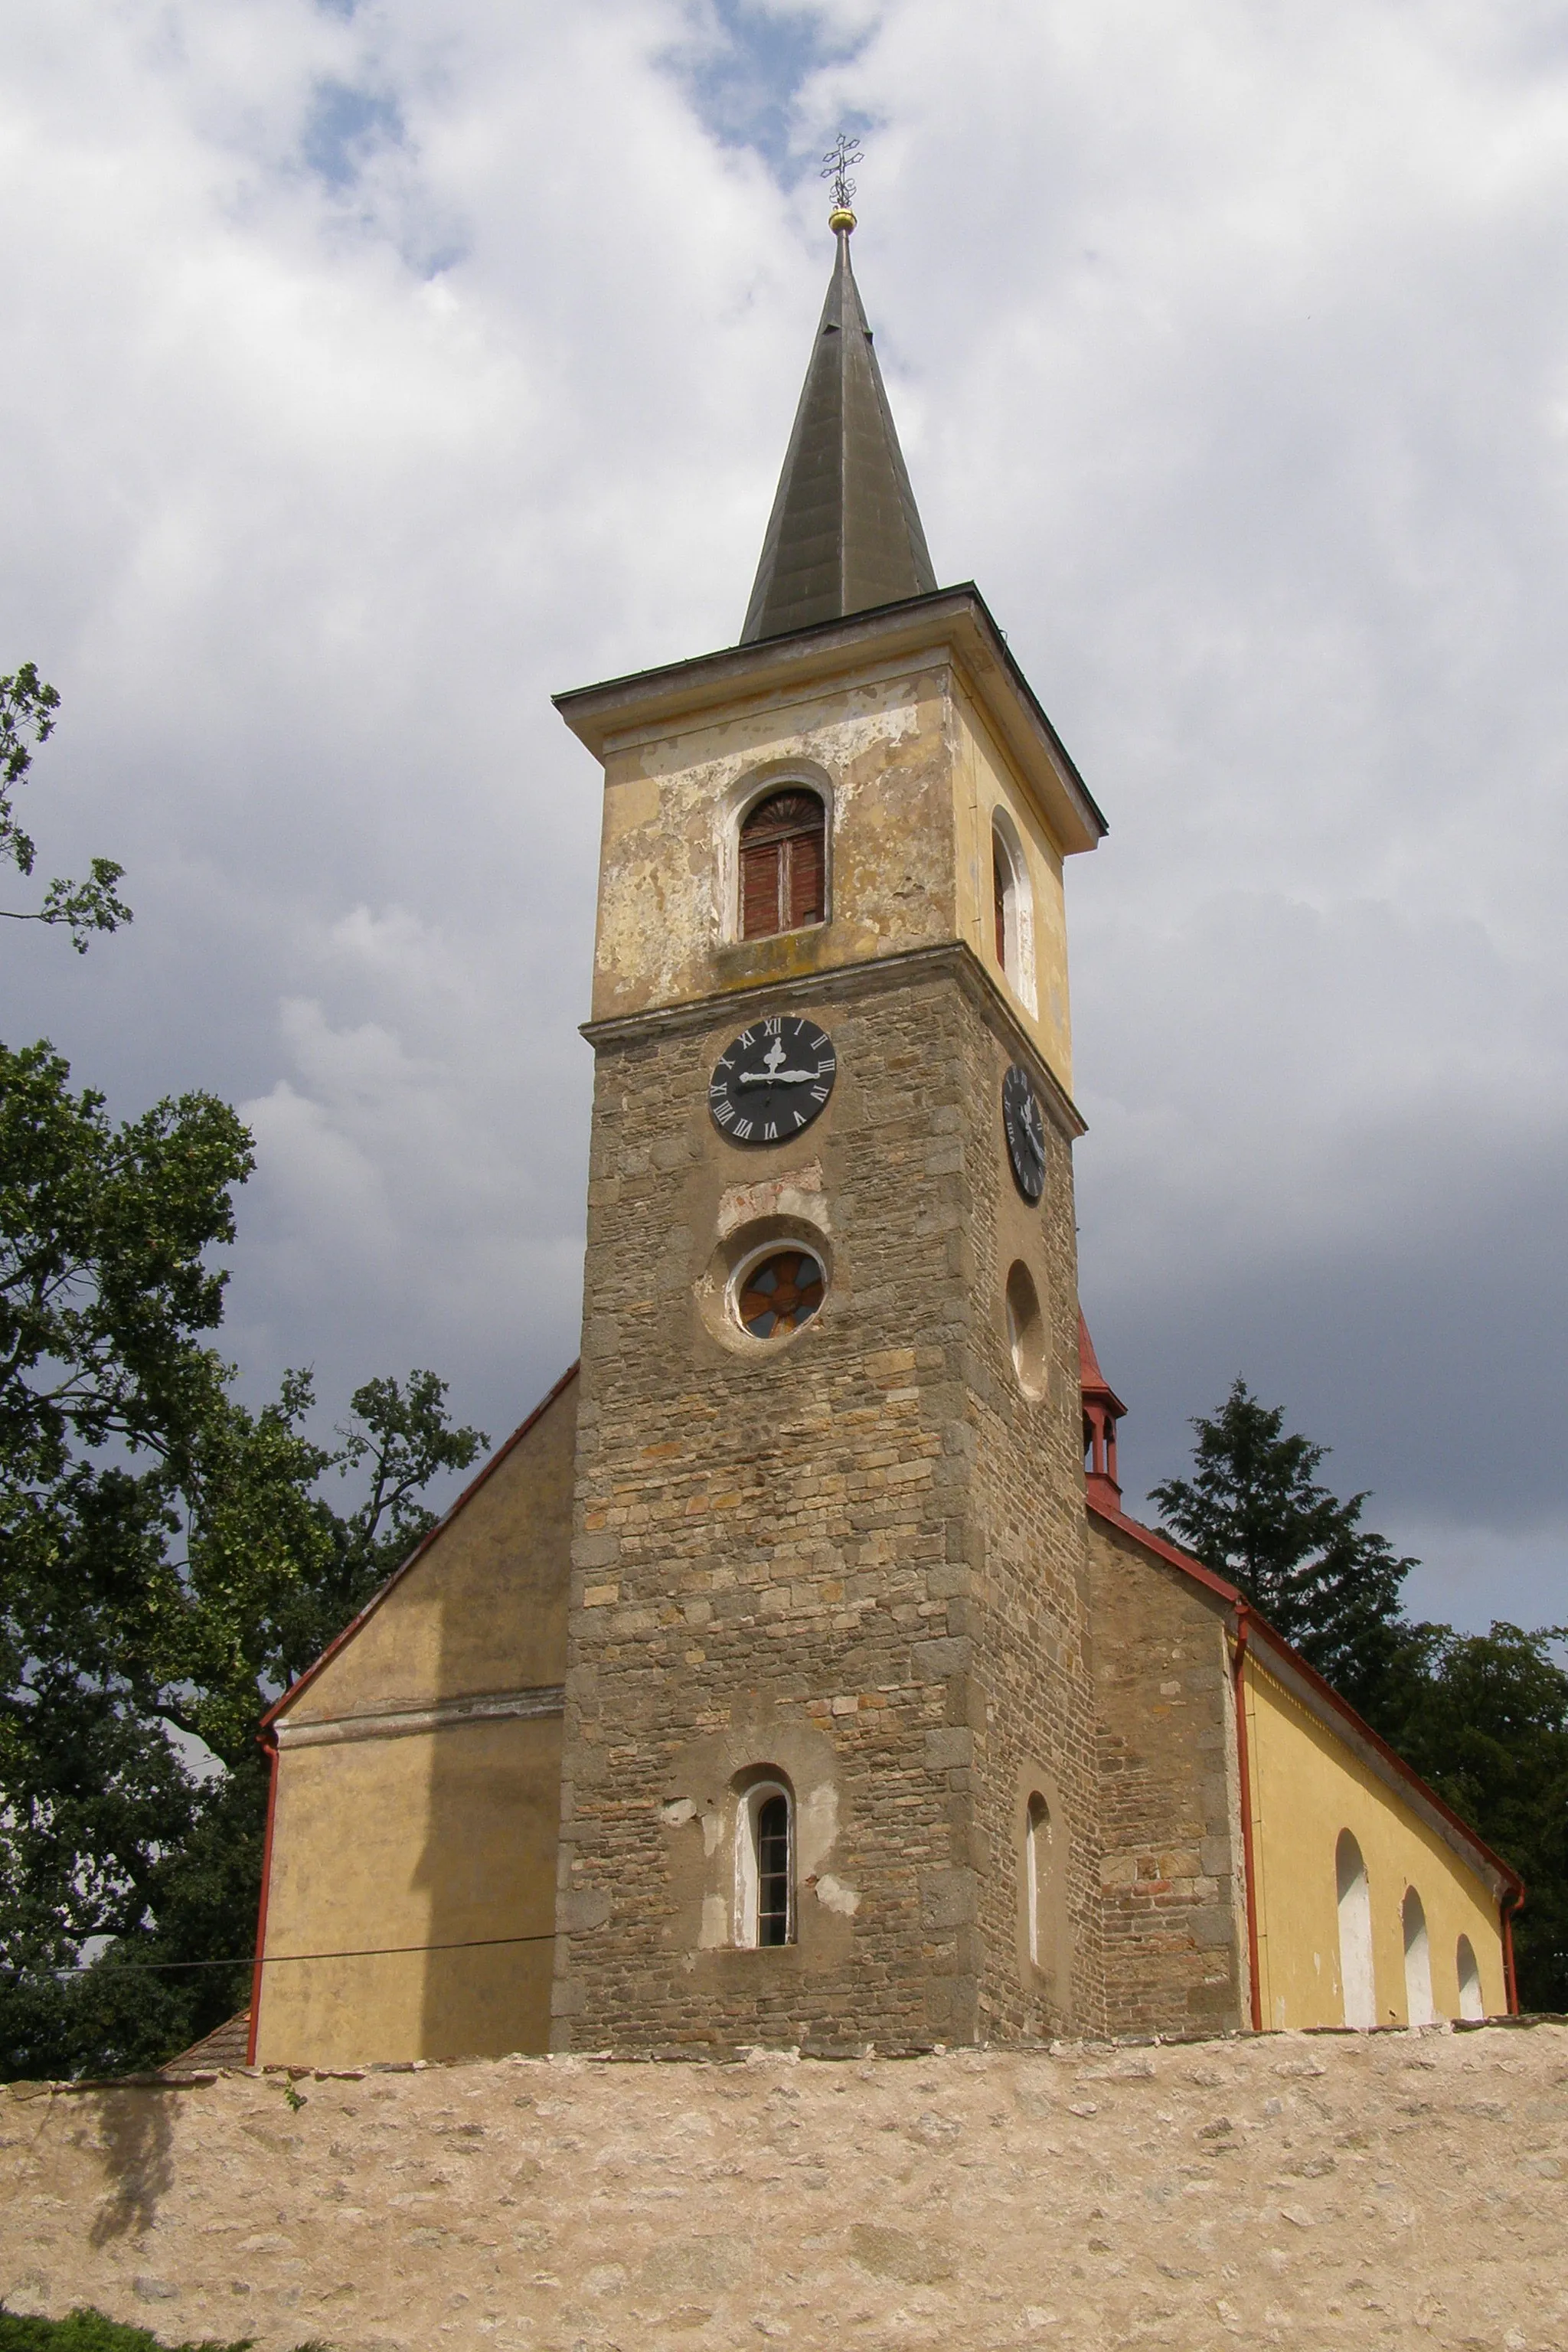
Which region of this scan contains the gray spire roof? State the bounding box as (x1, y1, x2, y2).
(740, 225, 937, 645)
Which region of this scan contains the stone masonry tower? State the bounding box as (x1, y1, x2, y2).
(549, 209, 1108, 2053)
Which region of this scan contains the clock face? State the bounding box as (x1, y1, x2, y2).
(1001, 1063, 1047, 1203)
(708, 1016, 837, 1145)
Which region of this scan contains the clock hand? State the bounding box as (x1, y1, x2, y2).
(737, 1069, 822, 1085)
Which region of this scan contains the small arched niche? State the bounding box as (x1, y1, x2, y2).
(1336, 1831, 1376, 2029)
(737, 786, 827, 940)
(733, 1769, 794, 1948)
(989, 807, 1037, 1015)
(1024, 1792, 1053, 1968)
(1005, 1261, 1047, 1400)
(1455, 1933, 1485, 2021)
(1403, 1886, 1435, 2025)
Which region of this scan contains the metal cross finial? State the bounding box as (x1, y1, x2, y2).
(822, 133, 864, 214)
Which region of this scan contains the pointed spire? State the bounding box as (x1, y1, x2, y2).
(741, 215, 937, 645)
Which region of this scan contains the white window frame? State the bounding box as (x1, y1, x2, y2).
(989, 805, 1038, 1017)
(1455, 1933, 1484, 2021)
(1024, 1792, 1052, 1968)
(1336, 1831, 1376, 2029)
(1402, 1886, 1435, 2025)
(733, 1778, 794, 1948)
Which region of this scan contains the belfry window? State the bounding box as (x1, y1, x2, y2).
(988, 809, 1036, 1012)
(739, 789, 826, 939)
(735, 1777, 794, 1946)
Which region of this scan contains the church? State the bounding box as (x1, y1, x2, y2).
(248, 204, 1520, 2068)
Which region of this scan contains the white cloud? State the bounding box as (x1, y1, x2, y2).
(4, 0, 1567, 1616)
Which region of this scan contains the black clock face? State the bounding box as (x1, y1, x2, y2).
(1002, 1063, 1047, 1203)
(708, 1016, 837, 1145)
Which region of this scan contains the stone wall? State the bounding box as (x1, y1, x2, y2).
(557, 946, 1101, 2052)
(4, 2024, 1563, 2350)
(1088, 1512, 1249, 2038)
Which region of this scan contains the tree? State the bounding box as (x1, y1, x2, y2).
(1149, 1377, 1416, 1722)
(0, 1040, 486, 2079)
(1154, 1379, 1568, 2015)
(0, 665, 131, 952)
(1386, 1621, 1568, 2013)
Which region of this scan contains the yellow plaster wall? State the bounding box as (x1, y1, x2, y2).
(949, 681, 1073, 1092)
(282, 1372, 577, 1724)
(1243, 1658, 1507, 2029)
(253, 1374, 577, 2066)
(587, 649, 1072, 1088)
(254, 1714, 561, 2067)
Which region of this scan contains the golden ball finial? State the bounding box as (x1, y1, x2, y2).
(828, 205, 857, 234)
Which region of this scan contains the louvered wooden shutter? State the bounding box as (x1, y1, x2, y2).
(739, 789, 826, 939)
(993, 844, 1008, 965)
(741, 840, 782, 938)
(786, 828, 825, 929)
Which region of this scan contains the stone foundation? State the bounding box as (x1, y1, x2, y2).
(4, 2024, 1564, 2350)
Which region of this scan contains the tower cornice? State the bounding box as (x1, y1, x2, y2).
(579, 936, 1088, 1144)
(554, 584, 1107, 859)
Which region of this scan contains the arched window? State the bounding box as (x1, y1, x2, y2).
(1403, 1886, 1435, 2025)
(1024, 1792, 1053, 1968)
(734, 1777, 793, 1947)
(1456, 1933, 1484, 2021)
(1006, 1262, 1046, 1400)
(739, 790, 826, 939)
(1336, 1831, 1376, 2029)
(988, 809, 1036, 1011)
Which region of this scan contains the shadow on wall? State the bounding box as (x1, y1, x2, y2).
(413, 1380, 577, 2060)
(87, 2086, 176, 2245)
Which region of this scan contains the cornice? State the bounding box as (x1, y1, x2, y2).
(554, 585, 1107, 860)
(275, 1685, 564, 1750)
(580, 937, 1086, 1142)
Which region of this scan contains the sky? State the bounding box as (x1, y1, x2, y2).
(4, 0, 1567, 1634)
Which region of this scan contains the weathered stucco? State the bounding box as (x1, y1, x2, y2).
(587, 644, 1076, 1097)
(5, 2027, 1563, 2350)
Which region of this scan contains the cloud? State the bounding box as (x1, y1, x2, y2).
(3, 0, 1566, 1620)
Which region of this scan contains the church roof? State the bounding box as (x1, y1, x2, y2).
(1085, 1469, 1524, 1907)
(1078, 1310, 1127, 1419)
(741, 220, 937, 644)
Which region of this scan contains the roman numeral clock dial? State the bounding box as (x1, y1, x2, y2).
(1002, 1062, 1047, 1203)
(708, 1016, 837, 1144)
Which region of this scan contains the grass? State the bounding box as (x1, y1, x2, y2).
(0, 2314, 335, 2352)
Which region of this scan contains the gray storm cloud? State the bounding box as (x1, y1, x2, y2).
(2, 0, 1565, 1628)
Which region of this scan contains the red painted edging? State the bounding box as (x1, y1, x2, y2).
(1231, 1606, 1264, 2034)
(247, 1727, 281, 2066)
(1503, 1888, 1524, 2016)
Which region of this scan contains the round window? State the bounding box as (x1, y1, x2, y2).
(734, 1248, 825, 1340)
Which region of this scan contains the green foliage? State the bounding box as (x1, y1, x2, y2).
(1149, 1377, 1416, 1721)
(0, 1040, 485, 2080)
(1155, 1380, 1568, 2012)
(0, 2313, 335, 2350)
(1386, 1621, 1568, 2011)
(0, 667, 131, 952)
(0, 2310, 253, 2350)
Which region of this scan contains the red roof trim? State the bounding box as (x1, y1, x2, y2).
(261, 1363, 580, 1733)
(1087, 1492, 1524, 1903)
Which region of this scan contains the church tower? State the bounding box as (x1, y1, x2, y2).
(549, 207, 1108, 2053)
